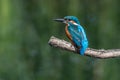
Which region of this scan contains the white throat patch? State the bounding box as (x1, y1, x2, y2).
(73, 22, 78, 26)
(70, 21, 79, 26)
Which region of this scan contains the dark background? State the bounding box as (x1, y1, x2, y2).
(0, 0, 120, 80)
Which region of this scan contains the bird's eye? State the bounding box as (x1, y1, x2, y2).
(68, 19, 71, 21)
(64, 18, 71, 21)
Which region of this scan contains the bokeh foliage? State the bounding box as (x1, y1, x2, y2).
(0, 0, 120, 80)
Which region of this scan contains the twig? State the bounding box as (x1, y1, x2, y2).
(48, 36, 120, 59)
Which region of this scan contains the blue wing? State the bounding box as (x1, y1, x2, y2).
(67, 22, 88, 55)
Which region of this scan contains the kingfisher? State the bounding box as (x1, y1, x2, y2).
(54, 16, 88, 55)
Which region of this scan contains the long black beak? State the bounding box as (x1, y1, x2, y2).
(53, 18, 65, 23)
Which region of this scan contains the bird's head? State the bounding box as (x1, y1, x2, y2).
(54, 16, 80, 25)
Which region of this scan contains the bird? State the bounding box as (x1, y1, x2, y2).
(54, 16, 88, 55)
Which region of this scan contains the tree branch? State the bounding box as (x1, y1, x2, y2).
(48, 36, 120, 59)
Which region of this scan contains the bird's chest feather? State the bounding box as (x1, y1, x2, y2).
(65, 25, 72, 40)
(65, 25, 78, 47)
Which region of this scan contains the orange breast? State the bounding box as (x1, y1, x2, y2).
(65, 25, 76, 46)
(65, 25, 72, 41)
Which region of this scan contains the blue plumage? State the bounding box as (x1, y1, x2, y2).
(67, 21, 88, 55)
(54, 16, 88, 55)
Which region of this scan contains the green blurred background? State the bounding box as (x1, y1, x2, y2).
(0, 0, 120, 80)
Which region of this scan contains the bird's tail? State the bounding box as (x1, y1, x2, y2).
(79, 40, 88, 55)
(79, 47, 85, 55)
(79, 45, 88, 55)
